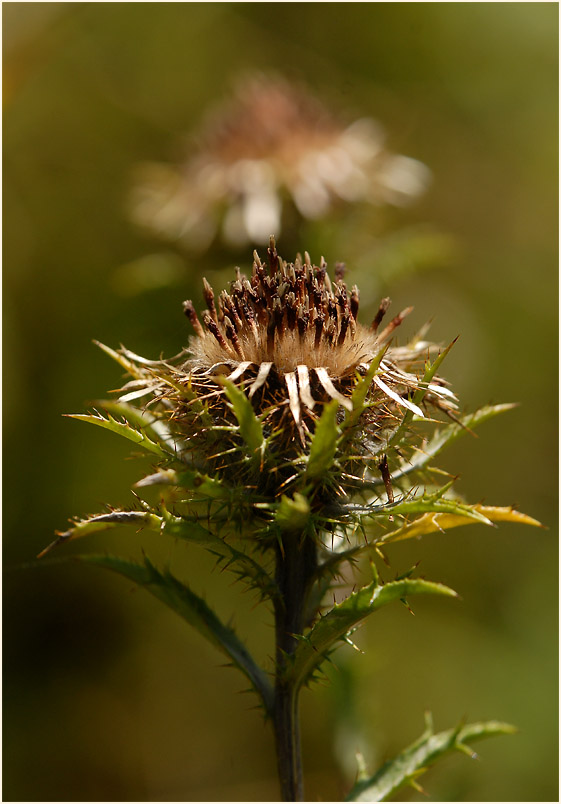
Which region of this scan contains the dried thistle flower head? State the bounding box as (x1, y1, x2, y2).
(129, 73, 430, 250)
(144, 237, 457, 506)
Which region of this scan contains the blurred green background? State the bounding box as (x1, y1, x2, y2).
(3, 3, 558, 801)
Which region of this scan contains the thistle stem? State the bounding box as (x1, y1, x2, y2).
(273, 531, 317, 802)
(274, 680, 302, 802)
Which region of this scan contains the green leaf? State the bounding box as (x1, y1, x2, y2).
(136, 467, 233, 500)
(306, 400, 340, 481)
(388, 338, 457, 450)
(93, 399, 177, 453)
(346, 717, 517, 801)
(66, 412, 170, 459)
(41, 509, 216, 558)
(38, 511, 162, 558)
(219, 378, 264, 455)
(162, 514, 278, 601)
(275, 493, 311, 532)
(41, 508, 278, 601)
(315, 542, 368, 583)
(422, 402, 517, 455)
(377, 494, 494, 526)
(289, 578, 457, 690)
(394, 403, 518, 483)
(80, 554, 274, 716)
(155, 372, 215, 428)
(343, 350, 387, 433)
(363, 403, 518, 491)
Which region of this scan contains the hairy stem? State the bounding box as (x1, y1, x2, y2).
(274, 531, 318, 801)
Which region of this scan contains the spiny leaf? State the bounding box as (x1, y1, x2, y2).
(345, 718, 517, 801)
(80, 554, 274, 716)
(93, 400, 176, 453)
(38, 511, 162, 558)
(343, 350, 387, 433)
(94, 340, 149, 380)
(363, 403, 518, 490)
(162, 513, 278, 600)
(275, 493, 311, 532)
(376, 495, 493, 526)
(289, 578, 457, 690)
(41, 509, 217, 558)
(66, 412, 169, 459)
(380, 504, 542, 544)
(306, 400, 340, 481)
(394, 403, 518, 483)
(423, 402, 518, 456)
(315, 542, 373, 586)
(157, 372, 215, 428)
(219, 378, 264, 455)
(136, 467, 233, 500)
(41, 508, 278, 600)
(388, 338, 457, 450)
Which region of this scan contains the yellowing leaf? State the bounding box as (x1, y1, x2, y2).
(381, 505, 542, 544)
(472, 505, 543, 527)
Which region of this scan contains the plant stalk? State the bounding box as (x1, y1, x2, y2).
(273, 530, 317, 802)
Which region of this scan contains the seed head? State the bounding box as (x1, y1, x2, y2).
(154, 239, 457, 503)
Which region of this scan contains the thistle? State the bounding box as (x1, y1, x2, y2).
(129, 73, 430, 249)
(45, 239, 540, 801)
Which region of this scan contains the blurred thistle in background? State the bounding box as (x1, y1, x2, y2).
(129, 73, 430, 250)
